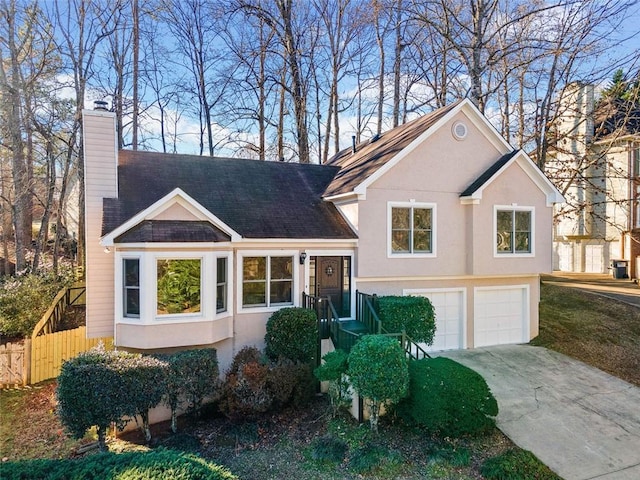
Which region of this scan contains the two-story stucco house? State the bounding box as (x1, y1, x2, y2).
(83, 99, 562, 370)
(548, 83, 640, 276)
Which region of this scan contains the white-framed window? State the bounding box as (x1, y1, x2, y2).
(116, 250, 231, 324)
(388, 202, 436, 257)
(242, 255, 294, 308)
(495, 206, 534, 256)
(156, 258, 202, 316)
(123, 257, 140, 318)
(237, 250, 298, 311)
(216, 257, 227, 313)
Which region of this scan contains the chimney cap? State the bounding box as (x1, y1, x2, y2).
(93, 100, 109, 111)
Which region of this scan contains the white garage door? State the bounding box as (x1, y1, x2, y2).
(474, 286, 528, 348)
(405, 289, 464, 352)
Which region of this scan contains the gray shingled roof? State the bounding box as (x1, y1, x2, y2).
(115, 220, 231, 243)
(103, 151, 357, 241)
(324, 101, 461, 197)
(460, 151, 518, 197)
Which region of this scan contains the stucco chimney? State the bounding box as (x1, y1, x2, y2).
(82, 108, 117, 339)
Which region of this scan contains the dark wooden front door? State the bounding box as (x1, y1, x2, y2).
(316, 256, 347, 317)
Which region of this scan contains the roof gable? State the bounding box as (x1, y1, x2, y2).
(324, 99, 512, 199)
(460, 150, 564, 206)
(102, 188, 241, 246)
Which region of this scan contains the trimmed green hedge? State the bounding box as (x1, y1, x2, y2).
(1, 449, 237, 480)
(348, 335, 409, 432)
(375, 296, 436, 344)
(395, 357, 498, 437)
(481, 449, 562, 480)
(265, 307, 318, 363)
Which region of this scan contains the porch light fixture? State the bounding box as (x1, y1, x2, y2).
(299, 252, 307, 264)
(103, 247, 111, 253)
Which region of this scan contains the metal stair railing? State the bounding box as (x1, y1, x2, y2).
(303, 292, 360, 353)
(356, 290, 431, 360)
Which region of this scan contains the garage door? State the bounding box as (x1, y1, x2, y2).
(405, 289, 464, 351)
(474, 286, 528, 348)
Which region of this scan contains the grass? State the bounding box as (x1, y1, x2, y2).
(533, 281, 640, 386)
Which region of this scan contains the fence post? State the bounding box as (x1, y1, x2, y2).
(23, 338, 31, 385)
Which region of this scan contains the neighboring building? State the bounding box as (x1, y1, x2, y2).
(547, 83, 640, 276)
(83, 99, 562, 370)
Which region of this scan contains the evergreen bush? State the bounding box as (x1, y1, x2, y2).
(56, 347, 134, 451)
(314, 349, 351, 415)
(375, 295, 436, 344)
(157, 348, 219, 432)
(1, 450, 237, 480)
(265, 307, 318, 363)
(395, 357, 498, 437)
(481, 449, 562, 480)
(347, 335, 409, 433)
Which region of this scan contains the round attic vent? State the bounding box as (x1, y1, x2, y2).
(452, 121, 468, 140)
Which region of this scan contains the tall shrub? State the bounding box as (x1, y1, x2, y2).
(347, 335, 409, 433)
(265, 307, 318, 363)
(169, 348, 219, 419)
(375, 296, 436, 344)
(123, 354, 167, 442)
(395, 357, 498, 437)
(56, 347, 129, 451)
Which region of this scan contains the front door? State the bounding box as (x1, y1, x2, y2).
(315, 256, 350, 317)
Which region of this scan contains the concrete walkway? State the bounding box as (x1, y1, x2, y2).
(438, 345, 640, 480)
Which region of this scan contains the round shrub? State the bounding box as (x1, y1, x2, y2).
(375, 295, 436, 344)
(347, 335, 409, 432)
(265, 307, 318, 363)
(395, 357, 498, 437)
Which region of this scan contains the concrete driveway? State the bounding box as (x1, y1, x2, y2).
(438, 345, 640, 480)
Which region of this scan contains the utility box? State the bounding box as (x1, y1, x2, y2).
(611, 260, 629, 279)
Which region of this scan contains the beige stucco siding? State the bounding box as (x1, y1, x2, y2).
(470, 161, 554, 276)
(83, 110, 118, 338)
(357, 111, 503, 279)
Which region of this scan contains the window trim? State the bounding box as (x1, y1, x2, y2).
(493, 205, 535, 257)
(387, 202, 437, 258)
(115, 250, 232, 325)
(123, 257, 141, 318)
(237, 250, 298, 313)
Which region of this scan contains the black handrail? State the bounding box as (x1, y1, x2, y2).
(356, 290, 431, 360)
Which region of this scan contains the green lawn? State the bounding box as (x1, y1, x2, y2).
(533, 281, 640, 387)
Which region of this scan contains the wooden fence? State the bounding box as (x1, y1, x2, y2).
(1, 282, 113, 387)
(30, 326, 113, 385)
(0, 340, 27, 387)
